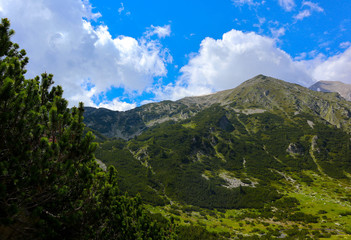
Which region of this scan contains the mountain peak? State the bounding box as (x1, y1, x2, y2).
(310, 80, 351, 101)
(237, 74, 299, 89)
(178, 75, 287, 107)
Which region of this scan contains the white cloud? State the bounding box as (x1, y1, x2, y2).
(145, 25, 171, 39)
(270, 27, 286, 38)
(311, 47, 351, 84)
(232, 0, 260, 6)
(294, 1, 323, 21)
(302, 1, 324, 12)
(294, 52, 307, 61)
(294, 10, 311, 20)
(340, 41, 351, 49)
(96, 99, 136, 111)
(0, 0, 169, 107)
(155, 30, 313, 101)
(118, 2, 130, 16)
(278, 0, 295, 11)
(140, 99, 157, 105)
(118, 3, 125, 14)
(82, 0, 102, 20)
(294, 50, 318, 61)
(253, 17, 266, 31)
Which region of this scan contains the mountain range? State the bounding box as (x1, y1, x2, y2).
(84, 75, 351, 238)
(85, 75, 351, 140)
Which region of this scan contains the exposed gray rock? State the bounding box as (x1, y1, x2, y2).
(286, 143, 305, 156)
(310, 81, 351, 101)
(96, 159, 107, 171)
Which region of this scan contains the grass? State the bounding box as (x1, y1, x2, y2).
(321, 236, 351, 240)
(287, 171, 351, 235)
(182, 122, 197, 129)
(144, 170, 351, 239)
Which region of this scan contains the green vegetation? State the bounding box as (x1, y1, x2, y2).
(91, 76, 351, 238)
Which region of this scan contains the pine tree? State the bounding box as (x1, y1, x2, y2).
(0, 18, 174, 240)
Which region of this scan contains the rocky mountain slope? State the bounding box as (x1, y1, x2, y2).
(85, 75, 351, 238)
(85, 75, 351, 139)
(310, 80, 351, 101)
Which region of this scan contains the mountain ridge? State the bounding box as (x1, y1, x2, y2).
(84, 75, 351, 140)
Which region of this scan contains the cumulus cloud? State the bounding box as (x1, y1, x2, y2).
(145, 25, 171, 39)
(81, 0, 102, 20)
(96, 99, 137, 111)
(155, 30, 313, 101)
(278, 0, 295, 11)
(0, 0, 170, 108)
(310, 47, 351, 84)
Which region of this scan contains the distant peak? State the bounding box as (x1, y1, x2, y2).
(309, 80, 351, 101)
(310, 80, 350, 88)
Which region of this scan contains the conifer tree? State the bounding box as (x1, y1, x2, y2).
(0, 18, 174, 240)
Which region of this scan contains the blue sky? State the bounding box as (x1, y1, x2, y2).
(1, 0, 350, 110)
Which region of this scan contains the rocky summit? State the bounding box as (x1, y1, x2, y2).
(310, 80, 351, 101)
